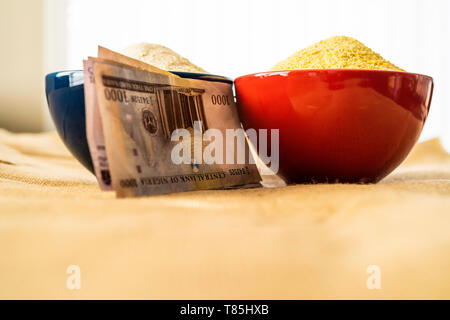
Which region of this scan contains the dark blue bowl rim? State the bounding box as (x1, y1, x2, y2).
(45, 70, 234, 89)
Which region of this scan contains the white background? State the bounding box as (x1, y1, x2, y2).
(56, 0, 450, 150)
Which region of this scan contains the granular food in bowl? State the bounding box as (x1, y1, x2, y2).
(270, 36, 404, 71)
(121, 42, 207, 73)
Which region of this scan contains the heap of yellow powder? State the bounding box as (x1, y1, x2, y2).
(270, 36, 404, 72)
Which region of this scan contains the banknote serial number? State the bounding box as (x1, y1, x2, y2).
(104, 88, 153, 105)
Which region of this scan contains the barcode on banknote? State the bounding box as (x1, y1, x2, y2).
(156, 89, 207, 139)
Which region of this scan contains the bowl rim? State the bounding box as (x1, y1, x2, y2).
(46, 69, 233, 85)
(235, 69, 433, 82)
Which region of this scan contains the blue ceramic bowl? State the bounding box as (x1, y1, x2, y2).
(45, 70, 233, 174)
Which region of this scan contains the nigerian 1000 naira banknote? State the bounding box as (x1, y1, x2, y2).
(92, 60, 261, 197)
(83, 47, 179, 190)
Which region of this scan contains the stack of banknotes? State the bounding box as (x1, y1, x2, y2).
(83, 47, 261, 197)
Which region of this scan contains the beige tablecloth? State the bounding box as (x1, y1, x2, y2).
(0, 128, 449, 299)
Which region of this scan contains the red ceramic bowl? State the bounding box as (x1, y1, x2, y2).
(235, 69, 433, 183)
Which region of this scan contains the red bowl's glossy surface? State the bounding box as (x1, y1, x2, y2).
(235, 69, 433, 183)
